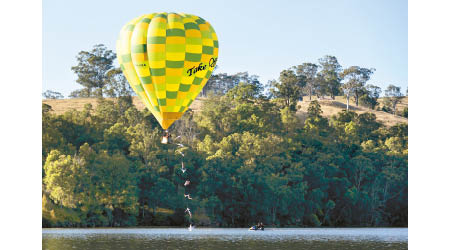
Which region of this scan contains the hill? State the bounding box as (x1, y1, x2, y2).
(43, 96, 407, 127)
(297, 96, 408, 127)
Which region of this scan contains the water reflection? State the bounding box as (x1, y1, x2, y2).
(43, 228, 407, 250)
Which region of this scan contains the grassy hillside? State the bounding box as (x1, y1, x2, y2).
(43, 96, 204, 114)
(297, 96, 408, 127)
(43, 96, 407, 126)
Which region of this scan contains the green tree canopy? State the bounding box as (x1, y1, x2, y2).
(269, 69, 306, 111)
(317, 55, 342, 99)
(71, 44, 116, 98)
(384, 84, 403, 115)
(295, 63, 319, 100)
(341, 66, 375, 109)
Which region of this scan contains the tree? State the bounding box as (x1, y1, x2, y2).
(43, 90, 64, 99)
(68, 88, 91, 98)
(307, 100, 323, 117)
(296, 63, 318, 100)
(203, 72, 260, 97)
(226, 81, 264, 102)
(304, 101, 329, 136)
(203, 73, 235, 96)
(269, 69, 306, 111)
(317, 55, 342, 99)
(43, 144, 138, 227)
(384, 84, 403, 115)
(104, 68, 134, 98)
(42, 103, 76, 163)
(280, 107, 301, 136)
(401, 107, 408, 118)
(71, 44, 116, 97)
(360, 84, 381, 110)
(341, 66, 375, 110)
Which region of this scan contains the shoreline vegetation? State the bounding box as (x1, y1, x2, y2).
(43, 93, 407, 228)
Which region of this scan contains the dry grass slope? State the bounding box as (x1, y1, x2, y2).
(43, 96, 204, 114)
(297, 96, 408, 127)
(43, 96, 407, 127)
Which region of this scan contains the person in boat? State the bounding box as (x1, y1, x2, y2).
(249, 222, 264, 230)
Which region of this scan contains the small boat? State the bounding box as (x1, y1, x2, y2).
(249, 225, 264, 231)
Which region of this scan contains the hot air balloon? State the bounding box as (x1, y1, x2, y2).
(116, 13, 219, 143)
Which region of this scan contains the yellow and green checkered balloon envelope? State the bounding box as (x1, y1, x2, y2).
(117, 13, 219, 129)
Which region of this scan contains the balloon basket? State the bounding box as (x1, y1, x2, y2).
(161, 130, 171, 144)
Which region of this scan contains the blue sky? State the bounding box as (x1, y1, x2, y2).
(43, 0, 407, 97)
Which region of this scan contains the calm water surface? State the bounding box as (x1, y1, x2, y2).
(43, 227, 407, 250)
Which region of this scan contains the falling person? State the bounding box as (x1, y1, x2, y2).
(185, 208, 192, 217)
(181, 162, 187, 173)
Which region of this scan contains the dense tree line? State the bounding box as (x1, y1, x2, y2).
(43, 85, 407, 228)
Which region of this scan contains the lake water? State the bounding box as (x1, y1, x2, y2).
(43, 227, 407, 250)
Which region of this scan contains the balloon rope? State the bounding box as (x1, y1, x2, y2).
(177, 141, 193, 230)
